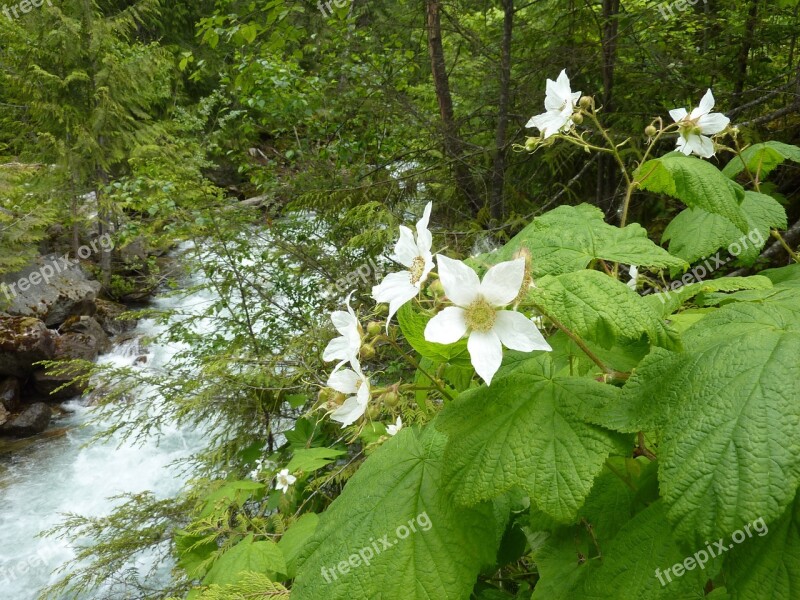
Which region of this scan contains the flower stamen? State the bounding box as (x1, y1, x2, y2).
(465, 297, 497, 333)
(409, 256, 426, 285)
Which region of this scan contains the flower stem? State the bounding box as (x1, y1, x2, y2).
(530, 303, 628, 380)
(771, 229, 800, 263)
(384, 336, 453, 402)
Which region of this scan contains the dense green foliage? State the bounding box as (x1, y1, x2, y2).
(2, 0, 800, 599)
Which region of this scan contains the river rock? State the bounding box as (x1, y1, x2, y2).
(0, 254, 101, 327)
(0, 316, 57, 377)
(94, 299, 136, 337)
(0, 378, 21, 412)
(31, 317, 111, 400)
(1, 402, 51, 437)
(60, 316, 111, 354)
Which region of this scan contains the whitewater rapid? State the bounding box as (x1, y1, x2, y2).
(0, 275, 216, 599)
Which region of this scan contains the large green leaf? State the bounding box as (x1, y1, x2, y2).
(436, 353, 626, 521)
(199, 480, 265, 519)
(531, 463, 709, 599)
(722, 141, 800, 180)
(662, 191, 786, 265)
(530, 269, 673, 349)
(603, 302, 800, 543)
(277, 513, 319, 578)
(662, 207, 742, 265)
(726, 491, 800, 599)
(477, 204, 687, 277)
(286, 447, 345, 473)
(642, 275, 773, 318)
(635, 154, 749, 233)
(291, 426, 498, 600)
(203, 535, 286, 585)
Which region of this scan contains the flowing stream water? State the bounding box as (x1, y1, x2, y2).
(0, 272, 216, 599)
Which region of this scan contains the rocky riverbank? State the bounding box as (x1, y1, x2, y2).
(0, 255, 135, 441)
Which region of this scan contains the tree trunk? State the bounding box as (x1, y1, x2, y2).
(425, 0, 482, 214)
(733, 0, 760, 101)
(597, 0, 620, 215)
(489, 0, 513, 221)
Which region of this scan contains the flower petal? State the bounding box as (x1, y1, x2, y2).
(436, 255, 480, 306)
(676, 135, 692, 155)
(415, 202, 433, 255)
(698, 112, 730, 135)
(687, 134, 715, 158)
(528, 111, 570, 138)
(693, 89, 715, 118)
(669, 107, 688, 123)
(424, 306, 468, 345)
(391, 225, 418, 267)
(493, 310, 553, 352)
(327, 368, 360, 394)
(373, 270, 419, 323)
(323, 335, 358, 363)
(330, 309, 357, 336)
(467, 329, 503, 385)
(480, 258, 525, 307)
(356, 376, 370, 404)
(331, 395, 368, 427)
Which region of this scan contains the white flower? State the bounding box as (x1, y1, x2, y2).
(372, 202, 435, 327)
(386, 416, 402, 436)
(669, 89, 730, 158)
(526, 69, 581, 139)
(424, 256, 552, 385)
(627, 265, 639, 290)
(275, 468, 296, 493)
(322, 292, 361, 372)
(328, 362, 371, 427)
(248, 457, 275, 480)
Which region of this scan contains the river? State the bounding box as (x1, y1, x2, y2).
(0, 269, 216, 599)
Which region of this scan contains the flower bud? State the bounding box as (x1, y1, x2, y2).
(360, 343, 376, 360)
(381, 390, 400, 408)
(366, 321, 382, 336)
(644, 125, 657, 137)
(367, 404, 381, 420)
(317, 387, 333, 405)
(571, 113, 584, 125)
(428, 279, 444, 295)
(332, 392, 346, 404)
(524, 137, 539, 152)
(578, 96, 593, 109)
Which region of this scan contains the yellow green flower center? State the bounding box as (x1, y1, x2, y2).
(679, 119, 703, 137)
(465, 297, 497, 333)
(409, 256, 426, 285)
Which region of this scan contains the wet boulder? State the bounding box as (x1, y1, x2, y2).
(32, 317, 111, 400)
(0, 316, 57, 377)
(94, 299, 136, 337)
(59, 316, 111, 354)
(1, 402, 51, 437)
(1, 254, 101, 327)
(0, 378, 21, 412)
